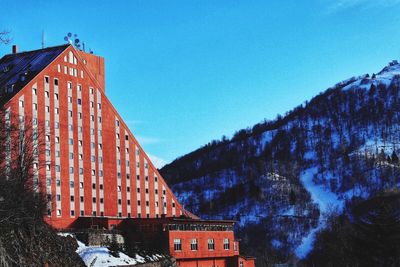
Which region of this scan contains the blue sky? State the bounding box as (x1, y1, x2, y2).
(1, 0, 400, 167)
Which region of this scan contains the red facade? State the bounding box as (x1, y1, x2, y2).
(0, 45, 255, 267)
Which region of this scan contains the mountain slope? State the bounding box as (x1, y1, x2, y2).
(160, 60, 400, 266)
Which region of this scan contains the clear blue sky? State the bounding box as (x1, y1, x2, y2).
(1, 0, 400, 167)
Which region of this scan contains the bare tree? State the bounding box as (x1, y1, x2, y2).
(0, 30, 10, 45)
(0, 107, 85, 267)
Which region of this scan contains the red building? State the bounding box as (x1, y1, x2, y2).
(0, 44, 254, 267)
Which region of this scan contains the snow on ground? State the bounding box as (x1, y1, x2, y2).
(58, 233, 148, 267)
(295, 167, 344, 258)
(76, 240, 146, 267)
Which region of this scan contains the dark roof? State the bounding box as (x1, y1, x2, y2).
(0, 44, 69, 105)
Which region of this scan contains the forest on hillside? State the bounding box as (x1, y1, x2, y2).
(161, 64, 400, 266)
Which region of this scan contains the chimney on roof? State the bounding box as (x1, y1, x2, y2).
(12, 45, 18, 54)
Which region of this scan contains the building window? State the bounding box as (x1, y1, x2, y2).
(208, 239, 215, 250)
(54, 78, 59, 86)
(19, 100, 24, 107)
(68, 96, 72, 103)
(69, 167, 74, 174)
(240, 262, 244, 267)
(70, 195, 74, 202)
(191, 239, 198, 251)
(67, 82, 72, 89)
(174, 239, 182, 251)
(32, 88, 37, 95)
(56, 209, 61, 216)
(45, 76, 49, 84)
(223, 238, 230, 250)
(77, 99, 82, 105)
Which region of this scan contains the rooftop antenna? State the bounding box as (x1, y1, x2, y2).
(41, 31, 45, 49)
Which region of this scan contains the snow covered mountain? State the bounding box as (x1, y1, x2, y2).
(160, 60, 400, 266)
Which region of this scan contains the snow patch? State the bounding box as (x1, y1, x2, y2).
(295, 168, 343, 258)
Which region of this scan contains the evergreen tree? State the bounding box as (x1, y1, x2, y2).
(108, 232, 120, 258)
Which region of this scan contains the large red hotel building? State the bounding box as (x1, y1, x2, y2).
(0, 44, 254, 267)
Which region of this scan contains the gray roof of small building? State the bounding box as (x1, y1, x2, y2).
(0, 44, 69, 105)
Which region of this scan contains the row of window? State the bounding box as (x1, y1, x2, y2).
(173, 238, 231, 251)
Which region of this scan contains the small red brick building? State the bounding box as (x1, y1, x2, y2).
(0, 44, 255, 267)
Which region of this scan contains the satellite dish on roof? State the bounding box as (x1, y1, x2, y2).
(63, 33, 88, 52)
